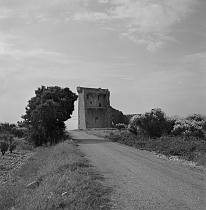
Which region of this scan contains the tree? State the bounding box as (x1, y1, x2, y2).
(22, 86, 78, 146)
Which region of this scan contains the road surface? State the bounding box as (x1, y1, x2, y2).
(70, 130, 206, 210)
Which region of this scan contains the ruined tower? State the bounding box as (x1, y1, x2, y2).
(77, 87, 111, 129)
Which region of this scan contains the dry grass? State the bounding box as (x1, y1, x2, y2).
(0, 141, 112, 210)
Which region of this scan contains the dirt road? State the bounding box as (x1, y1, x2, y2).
(70, 130, 206, 210)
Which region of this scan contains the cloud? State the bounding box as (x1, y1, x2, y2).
(0, 31, 80, 63)
(73, 11, 109, 22)
(70, 0, 197, 51)
(183, 52, 206, 74)
(0, 7, 13, 19)
(108, 0, 196, 51)
(0, 0, 82, 23)
(0, 33, 18, 57)
(0, 0, 198, 51)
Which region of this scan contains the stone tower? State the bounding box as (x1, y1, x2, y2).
(77, 87, 111, 129)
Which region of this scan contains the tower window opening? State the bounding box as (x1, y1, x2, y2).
(99, 103, 102, 107)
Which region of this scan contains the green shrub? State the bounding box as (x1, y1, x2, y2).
(128, 108, 174, 137)
(9, 143, 17, 153)
(108, 132, 121, 142)
(114, 123, 127, 130)
(11, 127, 27, 138)
(0, 141, 9, 156)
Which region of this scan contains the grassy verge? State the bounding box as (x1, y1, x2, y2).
(108, 130, 206, 166)
(0, 141, 112, 210)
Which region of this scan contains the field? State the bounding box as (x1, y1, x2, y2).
(0, 140, 111, 210)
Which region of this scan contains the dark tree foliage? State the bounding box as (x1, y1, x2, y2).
(129, 108, 175, 138)
(140, 108, 169, 137)
(22, 86, 78, 146)
(109, 107, 129, 126)
(0, 123, 16, 134)
(9, 143, 16, 153)
(0, 142, 9, 156)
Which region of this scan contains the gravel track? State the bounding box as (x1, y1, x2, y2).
(70, 130, 206, 210)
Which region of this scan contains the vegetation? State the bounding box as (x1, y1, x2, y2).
(108, 108, 206, 166)
(0, 141, 9, 156)
(9, 142, 16, 153)
(128, 108, 175, 137)
(109, 130, 206, 165)
(22, 86, 78, 146)
(0, 134, 17, 156)
(109, 107, 129, 126)
(0, 141, 112, 210)
(114, 123, 127, 131)
(172, 114, 206, 138)
(0, 123, 26, 138)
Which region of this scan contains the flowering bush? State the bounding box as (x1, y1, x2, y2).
(172, 117, 205, 138)
(186, 114, 206, 122)
(128, 114, 142, 135)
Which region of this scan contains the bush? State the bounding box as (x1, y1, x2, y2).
(0, 123, 27, 139)
(172, 117, 205, 138)
(128, 114, 142, 135)
(108, 132, 121, 142)
(0, 142, 9, 156)
(128, 108, 174, 137)
(9, 143, 17, 153)
(0, 134, 18, 154)
(114, 123, 127, 130)
(0, 123, 15, 134)
(186, 114, 206, 122)
(109, 130, 146, 146)
(11, 127, 27, 138)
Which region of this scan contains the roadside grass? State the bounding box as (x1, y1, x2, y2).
(108, 130, 206, 166)
(0, 141, 112, 210)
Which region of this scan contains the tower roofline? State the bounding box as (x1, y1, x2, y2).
(77, 86, 109, 93)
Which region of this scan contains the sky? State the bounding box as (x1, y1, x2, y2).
(0, 0, 206, 129)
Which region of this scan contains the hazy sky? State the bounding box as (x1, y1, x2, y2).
(0, 0, 205, 129)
